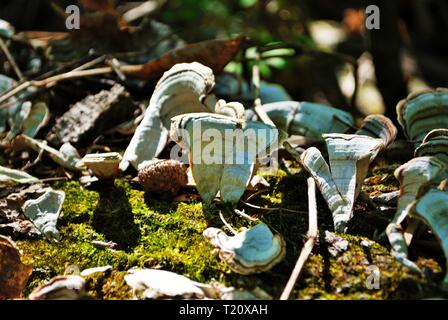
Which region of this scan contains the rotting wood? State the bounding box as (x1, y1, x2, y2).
(46, 84, 136, 147)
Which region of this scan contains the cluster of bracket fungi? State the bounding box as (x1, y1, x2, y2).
(27, 62, 448, 299)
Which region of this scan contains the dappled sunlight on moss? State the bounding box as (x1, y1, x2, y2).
(15, 169, 444, 299)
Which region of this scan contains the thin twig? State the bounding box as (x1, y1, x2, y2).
(0, 64, 143, 105)
(72, 55, 107, 72)
(38, 177, 69, 183)
(252, 48, 275, 127)
(280, 177, 318, 300)
(219, 210, 237, 235)
(0, 37, 24, 80)
(123, 0, 166, 22)
(241, 198, 307, 214)
(22, 148, 45, 171)
(245, 188, 271, 202)
(241, 188, 308, 214)
(234, 208, 259, 222)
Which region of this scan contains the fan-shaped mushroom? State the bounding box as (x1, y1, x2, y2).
(397, 88, 448, 148)
(355, 114, 397, 147)
(124, 269, 213, 300)
(203, 224, 286, 275)
(392, 156, 447, 226)
(301, 133, 386, 232)
(250, 101, 354, 138)
(385, 156, 447, 270)
(170, 112, 279, 205)
(409, 187, 448, 289)
(415, 129, 448, 164)
(29, 275, 86, 300)
(120, 62, 215, 171)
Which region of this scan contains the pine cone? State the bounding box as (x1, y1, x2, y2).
(138, 159, 188, 196)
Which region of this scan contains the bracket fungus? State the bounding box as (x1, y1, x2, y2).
(385, 223, 421, 273)
(355, 114, 398, 146)
(300, 115, 396, 232)
(22, 189, 65, 242)
(415, 129, 448, 164)
(203, 223, 286, 275)
(409, 187, 448, 289)
(29, 275, 87, 300)
(385, 157, 447, 270)
(124, 269, 213, 300)
(137, 159, 188, 196)
(81, 152, 122, 180)
(391, 156, 447, 226)
(170, 113, 279, 205)
(253, 101, 354, 138)
(397, 88, 448, 147)
(120, 62, 216, 171)
(302, 136, 384, 232)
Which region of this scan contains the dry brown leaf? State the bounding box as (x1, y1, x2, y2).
(0, 236, 33, 299)
(13, 31, 69, 48)
(134, 36, 249, 80)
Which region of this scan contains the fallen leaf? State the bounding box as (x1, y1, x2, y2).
(22, 189, 65, 242)
(5, 101, 31, 141)
(134, 36, 249, 80)
(0, 184, 48, 238)
(0, 165, 39, 184)
(12, 135, 83, 171)
(0, 235, 33, 299)
(13, 31, 69, 49)
(21, 102, 50, 138)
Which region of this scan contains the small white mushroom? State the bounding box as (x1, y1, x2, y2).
(80, 265, 112, 277)
(22, 189, 65, 242)
(409, 187, 448, 289)
(124, 269, 214, 300)
(256, 101, 354, 138)
(213, 99, 246, 120)
(397, 88, 448, 148)
(81, 152, 122, 179)
(120, 62, 215, 171)
(202, 224, 286, 275)
(29, 275, 87, 300)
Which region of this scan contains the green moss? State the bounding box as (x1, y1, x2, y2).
(16, 168, 444, 299)
(18, 179, 235, 298)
